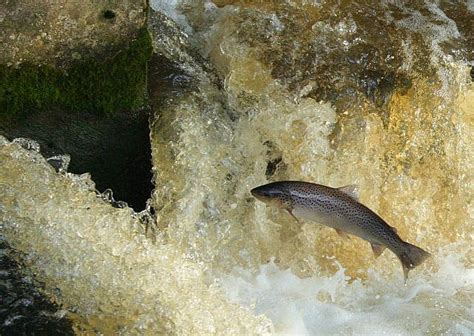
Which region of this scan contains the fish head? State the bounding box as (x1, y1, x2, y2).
(251, 183, 291, 209)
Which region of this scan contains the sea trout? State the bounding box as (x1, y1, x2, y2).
(251, 181, 430, 281)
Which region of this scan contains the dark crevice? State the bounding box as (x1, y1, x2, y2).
(266, 157, 282, 178)
(148, 54, 194, 104)
(102, 10, 116, 20)
(1, 108, 154, 211)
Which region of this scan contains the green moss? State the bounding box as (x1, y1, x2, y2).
(0, 28, 152, 122)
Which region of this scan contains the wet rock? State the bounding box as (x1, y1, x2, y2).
(0, 1, 147, 68)
(438, 1, 474, 64)
(0, 2, 153, 212)
(0, 238, 74, 336)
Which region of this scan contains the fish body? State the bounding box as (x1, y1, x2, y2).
(251, 181, 430, 280)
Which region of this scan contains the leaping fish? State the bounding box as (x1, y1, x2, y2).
(251, 181, 430, 281)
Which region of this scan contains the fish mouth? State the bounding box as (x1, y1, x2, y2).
(250, 187, 260, 198)
(250, 185, 276, 203)
(250, 186, 268, 199)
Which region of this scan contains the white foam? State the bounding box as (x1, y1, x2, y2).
(394, 3, 461, 98)
(219, 248, 474, 335)
(467, 2, 474, 12)
(150, 0, 192, 33)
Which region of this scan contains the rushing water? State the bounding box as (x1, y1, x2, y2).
(1, 1, 473, 334)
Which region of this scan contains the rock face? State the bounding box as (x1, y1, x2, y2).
(0, 2, 153, 332)
(0, 1, 151, 120)
(0, 0, 147, 67)
(0, 1, 153, 211)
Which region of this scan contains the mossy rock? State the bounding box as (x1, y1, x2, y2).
(0, 27, 153, 124)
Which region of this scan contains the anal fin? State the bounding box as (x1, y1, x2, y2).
(335, 229, 351, 240)
(371, 242, 386, 258)
(402, 264, 409, 285)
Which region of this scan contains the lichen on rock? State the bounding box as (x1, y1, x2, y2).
(0, 27, 152, 122)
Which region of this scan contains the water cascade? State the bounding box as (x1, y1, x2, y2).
(1, 1, 473, 334)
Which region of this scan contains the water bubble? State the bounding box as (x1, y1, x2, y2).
(12, 138, 40, 152)
(114, 201, 129, 209)
(46, 155, 71, 173)
(134, 199, 158, 238)
(68, 172, 96, 191)
(0, 135, 9, 146)
(100, 188, 114, 203)
(169, 74, 191, 88)
(98, 188, 129, 209)
(3, 314, 24, 326)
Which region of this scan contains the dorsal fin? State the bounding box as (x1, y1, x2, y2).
(337, 184, 359, 201)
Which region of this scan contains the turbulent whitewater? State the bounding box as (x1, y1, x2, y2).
(1, 1, 473, 334)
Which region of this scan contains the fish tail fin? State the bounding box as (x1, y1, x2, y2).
(397, 242, 431, 283)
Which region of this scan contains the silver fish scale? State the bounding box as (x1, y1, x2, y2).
(251, 181, 431, 279)
(280, 181, 404, 250)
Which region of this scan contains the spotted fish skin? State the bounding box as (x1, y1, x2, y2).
(251, 181, 430, 280)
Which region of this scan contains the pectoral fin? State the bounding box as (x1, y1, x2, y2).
(335, 229, 351, 240)
(371, 242, 385, 258)
(286, 209, 300, 223)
